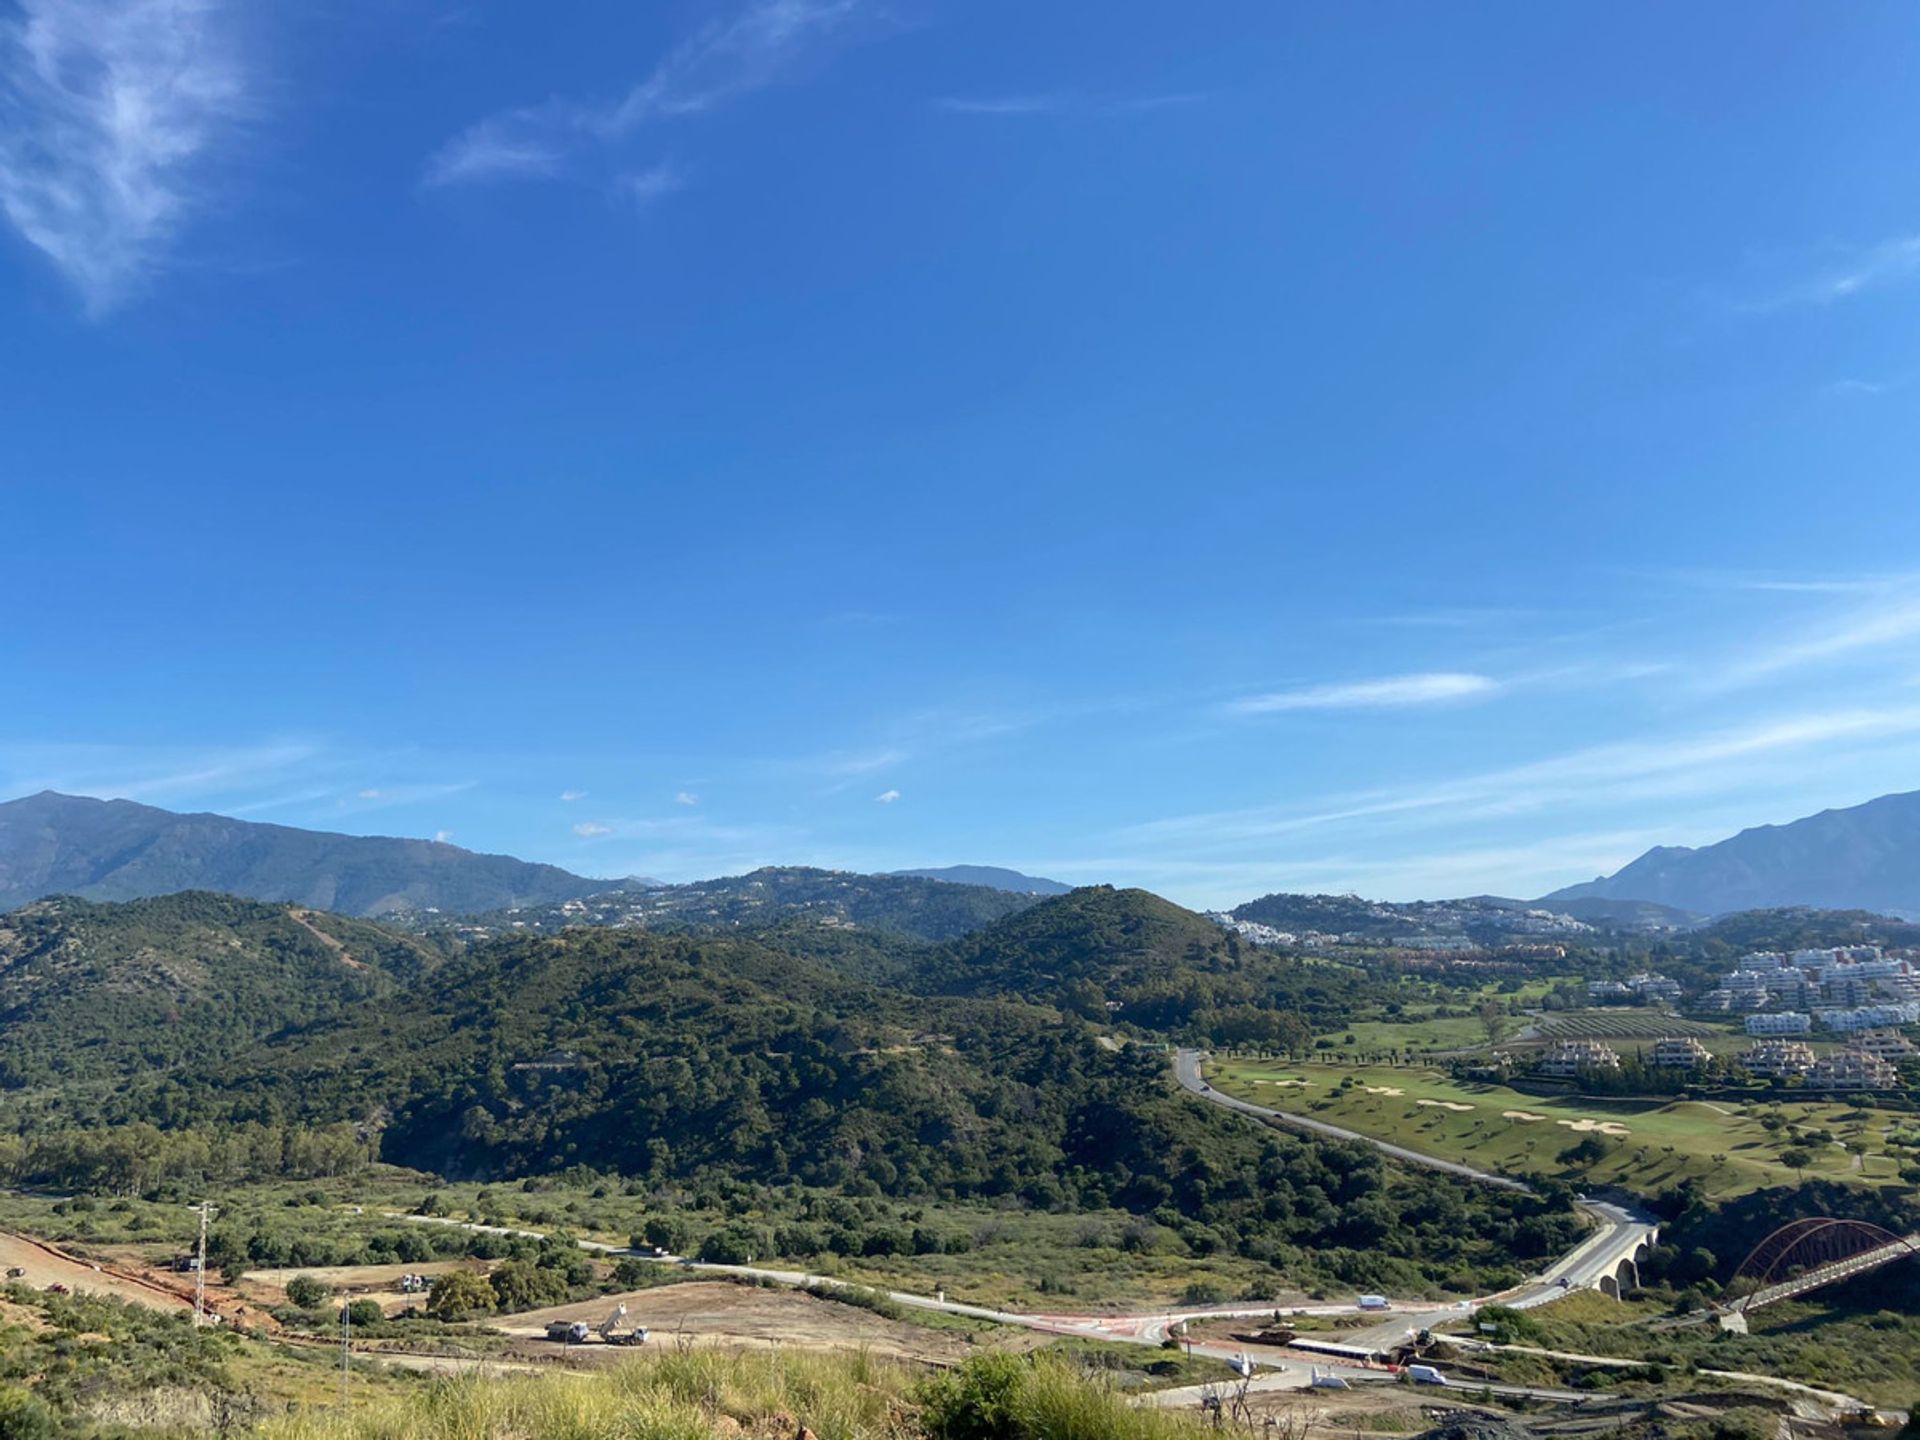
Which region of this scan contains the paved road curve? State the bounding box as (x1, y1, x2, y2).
(1172, 1049, 1527, 1191)
(387, 1055, 1696, 1412)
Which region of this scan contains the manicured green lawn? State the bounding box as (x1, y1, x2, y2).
(1206, 1060, 1912, 1199)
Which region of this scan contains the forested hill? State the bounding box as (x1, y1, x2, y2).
(0, 790, 607, 916)
(83, 920, 1577, 1291)
(0, 891, 439, 1092)
(416, 866, 1043, 944)
(920, 886, 1365, 1045)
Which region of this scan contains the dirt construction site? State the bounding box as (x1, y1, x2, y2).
(493, 1281, 982, 1366)
(0, 1232, 195, 1314)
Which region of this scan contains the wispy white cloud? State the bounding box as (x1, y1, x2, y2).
(0, 739, 321, 804)
(1126, 703, 1920, 852)
(874, 788, 900, 804)
(933, 91, 1206, 118)
(573, 820, 613, 838)
(0, 0, 248, 312)
(616, 162, 682, 208)
(1824, 377, 1895, 399)
(1357, 607, 1542, 629)
(433, 829, 454, 844)
(934, 94, 1067, 116)
(422, 115, 565, 187)
(1739, 233, 1920, 313)
(1026, 827, 1676, 906)
(337, 781, 477, 812)
(1681, 571, 1906, 596)
(559, 789, 587, 802)
(809, 746, 906, 777)
(1228, 672, 1499, 715)
(1708, 589, 1920, 689)
(674, 790, 700, 806)
(424, 0, 862, 191)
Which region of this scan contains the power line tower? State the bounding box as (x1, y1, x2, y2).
(193, 1202, 213, 1325)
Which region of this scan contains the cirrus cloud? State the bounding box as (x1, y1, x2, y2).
(0, 0, 250, 313)
(1228, 672, 1500, 715)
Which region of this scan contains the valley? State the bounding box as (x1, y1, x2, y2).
(0, 799, 1914, 1437)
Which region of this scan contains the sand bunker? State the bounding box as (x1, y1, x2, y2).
(1502, 1110, 1547, 1122)
(1416, 1099, 1474, 1112)
(1555, 1118, 1630, 1136)
(1362, 1085, 1405, 1096)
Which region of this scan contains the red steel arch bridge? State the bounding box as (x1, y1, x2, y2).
(1724, 1218, 1920, 1315)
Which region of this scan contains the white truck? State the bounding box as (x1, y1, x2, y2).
(597, 1304, 650, 1346)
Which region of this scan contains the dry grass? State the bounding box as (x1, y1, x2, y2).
(265, 1347, 921, 1440)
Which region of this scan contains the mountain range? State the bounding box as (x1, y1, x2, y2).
(889, 865, 1071, 895)
(10, 785, 1920, 928)
(0, 791, 617, 917)
(1542, 789, 1920, 919)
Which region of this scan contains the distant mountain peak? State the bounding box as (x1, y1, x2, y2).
(888, 865, 1072, 896)
(0, 790, 606, 918)
(1540, 789, 1920, 919)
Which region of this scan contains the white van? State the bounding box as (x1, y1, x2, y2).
(1404, 1364, 1446, 1386)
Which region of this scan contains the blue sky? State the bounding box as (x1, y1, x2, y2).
(5, 1, 1920, 907)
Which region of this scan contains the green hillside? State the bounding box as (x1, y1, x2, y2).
(926, 886, 1368, 1045)
(425, 866, 1041, 945)
(0, 891, 439, 1094)
(7, 897, 1579, 1292)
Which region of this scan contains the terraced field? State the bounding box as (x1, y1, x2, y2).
(1523, 1010, 1723, 1041)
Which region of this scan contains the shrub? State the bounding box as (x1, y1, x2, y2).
(425, 1270, 496, 1319)
(284, 1275, 331, 1309)
(0, 1387, 55, 1440)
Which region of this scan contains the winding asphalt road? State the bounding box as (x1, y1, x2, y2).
(390, 1054, 1749, 1411)
(1172, 1049, 1527, 1191)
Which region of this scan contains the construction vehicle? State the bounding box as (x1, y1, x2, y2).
(1232, 1324, 1297, 1346)
(545, 1320, 590, 1344)
(595, 1303, 650, 1346)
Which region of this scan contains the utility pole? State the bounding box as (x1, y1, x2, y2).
(193, 1202, 212, 1325)
(340, 1299, 351, 1409)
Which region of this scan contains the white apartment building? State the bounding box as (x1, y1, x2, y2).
(1627, 972, 1683, 1003)
(1807, 1050, 1899, 1091)
(1848, 1029, 1916, 1061)
(1537, 1039, 1623, 1077)
(1739, 1040, 1815, 1078)
(1745, 1011, 1812, 1036)
(1651, 1036, 1712, 1068)
(1818, 1002, 1920, 1033)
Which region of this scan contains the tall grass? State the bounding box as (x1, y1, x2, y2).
(918, 1353, 1204, 1440)
(263, 1349, 919, 1440)
(262, 1349, 1213, 1440)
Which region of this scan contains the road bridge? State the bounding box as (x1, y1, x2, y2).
(1726, 1218, 1920, 1314)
